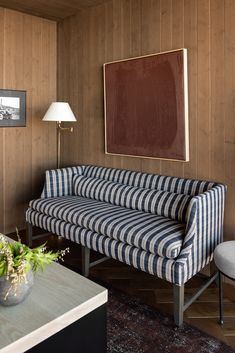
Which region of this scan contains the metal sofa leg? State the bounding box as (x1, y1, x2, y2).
(26, 222, 33, 248)
(173, 273, 218, 327)
(82, 246, 90, 277)
(174, 284, 184, 327)
(218, 271, 224, 325)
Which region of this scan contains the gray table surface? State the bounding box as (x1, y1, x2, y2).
(0, 261, 107, 353)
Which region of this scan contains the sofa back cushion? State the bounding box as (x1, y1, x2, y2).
(73, 175, 192, 222)
(83, 165, 216, 196)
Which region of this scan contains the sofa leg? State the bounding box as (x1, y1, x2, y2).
(26, 222, 33, 248)
(82, 246, 90, 277)
(174, 284, 184, 327)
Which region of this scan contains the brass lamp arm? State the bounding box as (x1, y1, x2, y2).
(57, 122, 73, 132)
(56, 122, 74, 168)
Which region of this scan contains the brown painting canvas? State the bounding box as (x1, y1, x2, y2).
(103, 49, 189, 161)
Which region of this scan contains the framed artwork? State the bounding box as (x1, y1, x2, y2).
(103, 48, 189, 161)
(0, 89, 26, 127)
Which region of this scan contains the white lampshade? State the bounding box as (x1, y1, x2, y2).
(42, 102, 77, 122)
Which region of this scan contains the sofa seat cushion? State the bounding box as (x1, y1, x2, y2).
(29, 196, 186, 259)
(26, 209, 180, 284)
(73, 175, 192, 222)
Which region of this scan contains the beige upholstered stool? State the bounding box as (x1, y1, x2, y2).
(214, 241, 235, 325)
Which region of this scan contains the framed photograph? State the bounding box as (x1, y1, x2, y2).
(0, 89, 26, 127)
(104, 48, 189, 162)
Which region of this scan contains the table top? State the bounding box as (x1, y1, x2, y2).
(0, 262, 107, 353)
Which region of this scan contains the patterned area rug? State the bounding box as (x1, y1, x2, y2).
(107, 287, 235, 353)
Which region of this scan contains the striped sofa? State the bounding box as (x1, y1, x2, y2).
(26, 165, 226, 326)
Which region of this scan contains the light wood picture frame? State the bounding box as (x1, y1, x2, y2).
(103, 48, 189, 162)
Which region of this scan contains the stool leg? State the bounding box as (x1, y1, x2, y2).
(219, 271, 224, 325)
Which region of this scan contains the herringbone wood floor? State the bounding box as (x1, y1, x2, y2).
(17, 232, 235, 351)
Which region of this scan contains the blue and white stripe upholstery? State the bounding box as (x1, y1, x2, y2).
(26, 209, 178, 284)
(73, 175, 191, 222)
(41, 166, 84, 198)
(176, 184, 226, 284)
(26, 164, 227, 285)
(28, 196, 185, 259)
(83, 165, 216, 196)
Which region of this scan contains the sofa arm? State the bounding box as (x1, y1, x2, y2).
(176, 184, 227, 283)
(41, 166, 84, 198)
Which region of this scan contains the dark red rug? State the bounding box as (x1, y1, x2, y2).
(107, 287, 235, 353)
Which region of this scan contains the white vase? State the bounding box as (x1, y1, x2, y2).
(0, 269, 34, 306)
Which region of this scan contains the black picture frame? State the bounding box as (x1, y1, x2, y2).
(0, 89, 26, 127)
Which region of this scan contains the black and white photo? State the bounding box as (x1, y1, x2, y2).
(0, 90, 26, 127)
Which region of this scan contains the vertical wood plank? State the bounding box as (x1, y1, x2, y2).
(22, 14, 33, 225)
(170, 0, 184, 177)
(160, 0, 172, 52)
(159, 0, 174, 177)
(111, 0, 129, 170)
(224, 0, 235, 237)
(197, 0, 210, 180)
(70, 11, 86, 167)
(32, 17, 44, 196)
(0, 8, 4, 232)
(58, 16, 72, 166)
(32, 17, 57, 202)
(210, 0, 225, 182)
(183, 0, 198, 179)
(103, 1, 116, 169)
(140, 0, 161, 175)
(81, 10, 92, 167)
(130, 0, 141, 58)
(88, 5, 106, 167)
(161, 0, 186, 177)
(4, 10, 24, 230)
(118, 0, 142, 172)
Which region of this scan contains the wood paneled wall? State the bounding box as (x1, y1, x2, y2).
(0, 8, 57, 233)
(58, 0, 235, 239)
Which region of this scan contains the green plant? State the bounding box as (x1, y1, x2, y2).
(0, 230, 69, 298)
